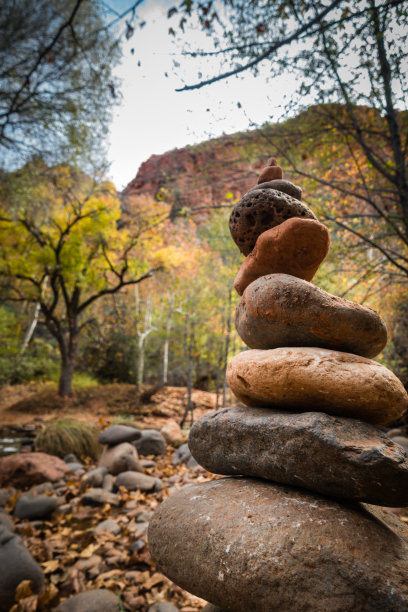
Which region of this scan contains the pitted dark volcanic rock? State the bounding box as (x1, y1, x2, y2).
(148, 477, 408, 612)
(189, 405, 408, 506)
(234, 221, 330, 294)
(235, 274, 387, 357)
(249, 179, 302, 200)
(227, 347, 408, 426)
(229, 188, 317, 255)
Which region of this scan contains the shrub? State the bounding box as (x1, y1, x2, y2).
(35, 419, 101, 461)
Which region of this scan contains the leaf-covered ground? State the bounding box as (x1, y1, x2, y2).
(7, 450, 218, 611)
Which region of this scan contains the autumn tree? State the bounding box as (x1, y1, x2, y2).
(0, 0, 147, 166)
(169, 1, 408, 283)
(0, 162, 169, 397)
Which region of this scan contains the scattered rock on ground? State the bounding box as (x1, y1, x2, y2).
(235, 274, 387, 358)
(0, 452, 69, 487)
(140, 459, 155, 468)
(14, 493, 59, 520)
(102, 473, 115, 491)
(134, 429, 167, 456)
(392, 436, 408, 453)
(0, 488, 14, 506)
(98, 442, 142, 475)
(64, 454, 80, 464)
(189, 405, 408, 506)
(227, 347, 408, 426)
(81, 488, 119, 507)
(0, 525, 44, 612)
(99, 424, 141, 446)
(115, 471, 161, 492)
(82, 466, 108, 488)
(171, 443, 192, 465)
(93, 519, 120, 535)
(149, 477, 408, 612)
(161, 419, 184, 445)
(0, 509, 14, 531)
(65, 462, 84, 473)
(148, 602, 180, 611)
(55, 588, 120, 612)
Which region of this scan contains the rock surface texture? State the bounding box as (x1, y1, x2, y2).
(149, 158, 408, 611)
(234, 220, 330, 294)
(227, 347, 407, 425)
(149, 478, 408, 612)
(0, 452, 69, 487)
(235, 274, 387, 357)
(189, 405, 408, 506)
(229, 189, 317, 255)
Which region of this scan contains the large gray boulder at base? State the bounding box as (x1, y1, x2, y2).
(148, 478, 408, 612)
(235, 274, 387, 358)
(226, 347, 408, 426)
(189, 406, 408, 506)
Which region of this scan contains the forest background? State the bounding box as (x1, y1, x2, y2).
(0, 0, 407, 411)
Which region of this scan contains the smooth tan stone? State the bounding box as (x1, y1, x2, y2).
(226, 348, 408, 426)
(234, 220, 330, 295)
(249, 179, 302, 200)
(235, 274, 387, 358)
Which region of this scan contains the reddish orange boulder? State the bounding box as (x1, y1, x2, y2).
(234, 218, 330, 295)
(0, 452, 69, 488)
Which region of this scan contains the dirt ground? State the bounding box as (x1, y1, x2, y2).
(0, 382, 219, 430)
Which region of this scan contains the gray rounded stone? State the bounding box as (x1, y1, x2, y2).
(115, 470, 159, 492)
(249, 179, 302, 200)
(82, 466, 108, 488)
(392, 436, 408, 453)
(229, 188, 317, 255)
(99, 424, 141, 446)
(149, 477, 408, 612)
(235, 274, 387, 358)
(0, 525, 44, 612)
(55, 589, 120, 612)
(134, 429, 167, 456)
(98, 441, 142, 475)
(148, 603, 180, 612)
(189, 406, 408, 506)
(81, 488, 119, 507)
(13, 494, 59, 520)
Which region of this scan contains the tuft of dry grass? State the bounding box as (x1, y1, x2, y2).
(35, 418, 102, 461)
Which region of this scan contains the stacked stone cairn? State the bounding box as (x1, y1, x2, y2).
(149, 159, 408, 611)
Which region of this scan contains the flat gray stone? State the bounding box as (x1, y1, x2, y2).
(99, 424, 141, 446)
(134, 430, 167, 456)
(115, 471, 161, 492)
(0, 525, 44, 612)
(82, 467, 108, 488)
(148, 603, 180, 612)
(149, 477, 408, 612)
(189, 406, 408, 506)
(55, 589, 120, 612)
(94, 519, 120, 535)
(81, 488, 119, 507)
(13, 494, 59, 520)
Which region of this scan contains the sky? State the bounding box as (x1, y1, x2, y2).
(106, 1, 297, 189)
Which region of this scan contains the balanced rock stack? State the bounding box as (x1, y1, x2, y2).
(149, 159, 408, 611)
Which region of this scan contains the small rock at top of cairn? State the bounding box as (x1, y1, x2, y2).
(148, 156, 408, 612)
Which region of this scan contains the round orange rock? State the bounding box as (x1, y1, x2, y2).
(234, 218, 330, 295)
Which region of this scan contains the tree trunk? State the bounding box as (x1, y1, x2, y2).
(58, 356, 75, 397)
(222, 286, 233, 409)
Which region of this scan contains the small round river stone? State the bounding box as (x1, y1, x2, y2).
(148, 478, 408, 612)
(189, 405, 408, 506)
(226, 347, 408, 426)
(229, 188, 317, 255)
(234, 221, 330, 294)
(249, 179, 302, 200)
(235, 274, 387, 358)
